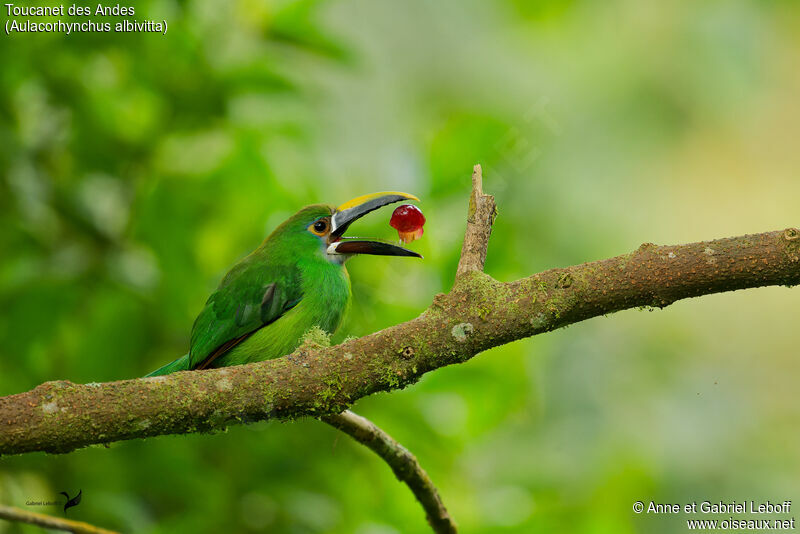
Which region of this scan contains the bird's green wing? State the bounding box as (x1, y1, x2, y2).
(188, 257, 302, 369)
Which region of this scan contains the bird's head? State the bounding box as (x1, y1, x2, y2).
(271, 192, 423, 264)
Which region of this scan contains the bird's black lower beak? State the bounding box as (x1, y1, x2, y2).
(327, 240, 422, 258)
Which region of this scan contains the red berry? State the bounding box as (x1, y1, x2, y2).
(390, 205, 425, 231)
(390, 204, 425, 243)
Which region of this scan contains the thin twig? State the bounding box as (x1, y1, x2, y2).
(0, 504, 118, 534)
(322, 410, 457, 534)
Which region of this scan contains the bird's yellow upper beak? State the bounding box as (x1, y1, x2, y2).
(336, 191, 419, 212)
(331, 191, 419, 237)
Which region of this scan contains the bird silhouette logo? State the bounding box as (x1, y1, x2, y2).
(59, 489, 81, 513)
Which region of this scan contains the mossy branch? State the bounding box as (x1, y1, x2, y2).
(1, 168, 799, 458)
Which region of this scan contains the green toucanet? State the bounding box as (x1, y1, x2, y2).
(147, 192, 421, 376)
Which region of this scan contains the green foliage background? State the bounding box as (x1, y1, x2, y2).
(1, 1, 799, 532)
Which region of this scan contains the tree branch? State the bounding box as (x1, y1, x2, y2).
(0, 504, 118, 534)
(1, 167, 799, 457)
(322, 411, 456, 534)
(456, 164, 496, 277)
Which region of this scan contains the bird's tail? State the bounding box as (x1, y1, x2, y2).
(146, 353, 191, 377)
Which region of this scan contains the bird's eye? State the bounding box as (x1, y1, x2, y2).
(309, 218, 329, 236)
